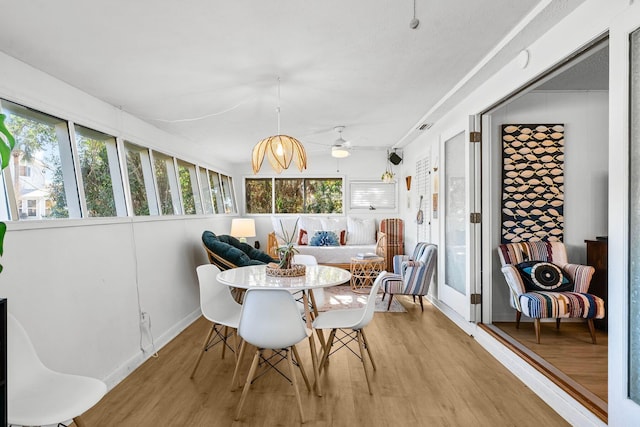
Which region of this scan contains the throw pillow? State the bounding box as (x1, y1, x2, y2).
(298, 229, 309, 245)
(347, 217, 376, 245)
(309, 230, 340, 247)
(516, 261, 573, 292)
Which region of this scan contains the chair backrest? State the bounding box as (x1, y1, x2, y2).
(352, 273, 385, 330)
(8, 314, 50, 388)
(292, 254, 318, 266)
(497, 241, 568, 267)
(411, 242, 429, 260)
(196, 264, 242, 323)
(238, 289, 309, 349)
(406, 244, 437, 295)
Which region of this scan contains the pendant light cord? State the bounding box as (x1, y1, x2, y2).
(413, 0, 416, 20)
(276, 77, 281, 134)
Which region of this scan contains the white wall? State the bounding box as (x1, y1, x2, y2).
(488, 90, 609, 321)
(0, 51, 239, 388)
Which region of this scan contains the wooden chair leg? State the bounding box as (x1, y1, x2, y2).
(386, 294, 394, 311)
(235, 349, 260, 421)
(418, 295, 424, 312)
(534, 318, 541, 344)
(291, 344, 311, 392)
(357, 331, 374, 395)
(73, 416, 87, 427)
(382, 292, 386, 301)
(556, 318, 561, 330)
(360, 328, 376, 371)
(587, 318, 597, 344)
(232, 331, 239, 365)
(190, 323, 215, 378)
(515, 311, 522, 329)
(231, 340, 247, 390)
(287, 348, 305, 423)
(412, 295, 416, 303)
(319, 329, 337, 373)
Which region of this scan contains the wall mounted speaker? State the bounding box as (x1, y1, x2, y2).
(389, 152, 403, 165)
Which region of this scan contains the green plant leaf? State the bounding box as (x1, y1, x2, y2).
(0, 221, 6, 257)
(0, 113, 17, 170)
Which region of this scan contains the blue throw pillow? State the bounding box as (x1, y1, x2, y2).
(309, 230, 340, 247)
(516, 261, 573, 292)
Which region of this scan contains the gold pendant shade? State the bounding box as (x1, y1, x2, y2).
(252, 134, 307, 174)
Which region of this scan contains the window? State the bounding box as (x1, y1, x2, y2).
(275, 178, 303, 213)
(124, 142, 157, 216)
(208, 171, 224, 214)
(177, 160, 201, 215)
(199, 167, 214, 214)
(152, 151, 180, 215)
(0, 98, 235, 221)
(27, 199, 36, 217)
(74, 124, 125, 217)
(220, 174, 237, 214)
(245, 177, 343, 214)
(0, 99, 80, 220)
(349, 181, 396, 210)
(246, 178, 272, 214)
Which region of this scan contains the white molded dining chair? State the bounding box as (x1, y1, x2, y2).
(231, 288, 312, 423)
(292, 254, 325, 309)
(190, 264, 243, 378)
(8, 313, 107, 427)
(312, 272, 385, 395)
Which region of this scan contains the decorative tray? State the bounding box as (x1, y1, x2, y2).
(265, 264, 306, 277)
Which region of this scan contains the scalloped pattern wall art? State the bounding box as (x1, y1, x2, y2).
(501, 124, 564, 243)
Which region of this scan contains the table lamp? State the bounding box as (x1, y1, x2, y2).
(230, 218, 256, 243)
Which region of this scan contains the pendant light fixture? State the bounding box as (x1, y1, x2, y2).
(251, 77, 307, 174)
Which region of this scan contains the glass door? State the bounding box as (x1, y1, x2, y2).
(439, 129, 480, 322)
(610, 5, 640, 423)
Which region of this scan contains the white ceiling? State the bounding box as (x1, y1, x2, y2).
(0, 0, 586, 164)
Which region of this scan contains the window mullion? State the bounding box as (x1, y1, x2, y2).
(116, 138, 133, 216)
(59, 122, 82, 218)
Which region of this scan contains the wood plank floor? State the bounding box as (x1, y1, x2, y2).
(492, 320, 607, 420)
(82, 298, 569, 426)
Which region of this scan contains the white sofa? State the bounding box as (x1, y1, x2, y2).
(267, 216, 387, 270)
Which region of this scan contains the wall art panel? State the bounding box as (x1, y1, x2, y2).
(501, 124, 564, 243)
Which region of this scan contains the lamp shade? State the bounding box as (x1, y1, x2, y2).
(331, 145, 350, 158)
(252, 135, 307, 174)
(230, 218, 256, 240)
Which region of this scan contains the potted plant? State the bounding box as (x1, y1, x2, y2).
(277, 218, 299, 269)
(0, 114, 16, 273)
(381, 170, 395, 183)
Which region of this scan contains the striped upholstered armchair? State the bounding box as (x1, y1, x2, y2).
(498, 241, 605, 344)
(380, 242, 437, 311)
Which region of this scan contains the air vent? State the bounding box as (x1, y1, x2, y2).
(417, 123, 432, 131)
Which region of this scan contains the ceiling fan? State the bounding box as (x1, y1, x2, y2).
(331, 126, 351, 158)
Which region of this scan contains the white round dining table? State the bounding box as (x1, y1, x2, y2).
(217, 264, 350, 397)
(216, 264, 351, 291)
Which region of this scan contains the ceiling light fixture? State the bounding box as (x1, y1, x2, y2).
(251, 77, 307, 174)
(331, 125, 351, 158)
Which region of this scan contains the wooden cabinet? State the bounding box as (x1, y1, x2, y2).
(585, 239, 608, 331)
